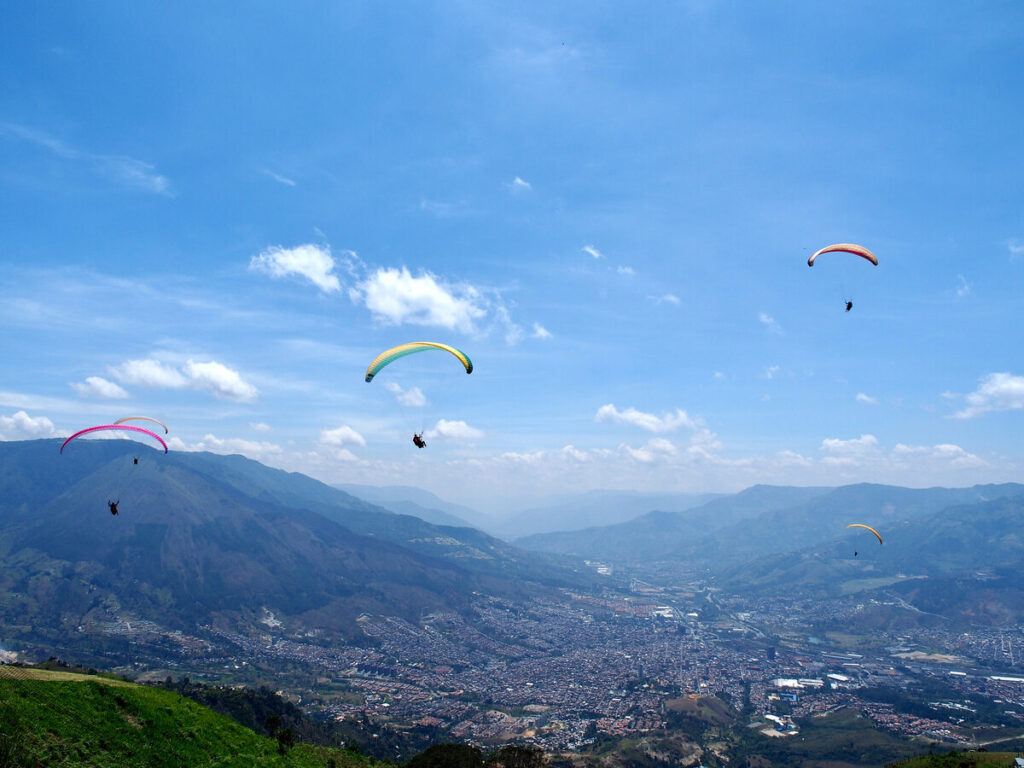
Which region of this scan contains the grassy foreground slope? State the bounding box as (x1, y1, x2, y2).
(0, 667, 368, 768)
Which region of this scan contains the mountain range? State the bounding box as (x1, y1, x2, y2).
(0, 439, 596, 658)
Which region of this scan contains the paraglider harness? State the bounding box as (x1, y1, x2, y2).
(108, 499, 120, 516)
(412, 433, 427, 449)
(845, 300, 853, 312)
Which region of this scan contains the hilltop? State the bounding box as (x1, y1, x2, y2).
(0, 664, 368, 767)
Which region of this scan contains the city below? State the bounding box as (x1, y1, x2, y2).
(72, 562, 1024, 760)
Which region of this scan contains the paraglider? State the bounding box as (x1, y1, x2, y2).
(365, 342, 473, 383)
(808, 244, 877, 312)
(114, 416, 169, 434)
(807, 243, 878, 267)
(61, 423, 168, 517)
(60, 424, 169, 454)
(366, 342, 473, 449)
(846, 523, 883, 556)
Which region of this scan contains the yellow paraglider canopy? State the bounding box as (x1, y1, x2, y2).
(846, 523, 883, 545)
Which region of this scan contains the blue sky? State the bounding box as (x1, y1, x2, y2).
(2, 2, 1023, 516)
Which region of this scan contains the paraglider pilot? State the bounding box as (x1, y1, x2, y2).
(133, 457, 139, 465)
(845, 301, 853, 312)
(412, 432, 426, 449)
(108, 499, 120, 516)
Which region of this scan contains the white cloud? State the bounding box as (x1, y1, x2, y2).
(183, 361, 251, 400)
(648, 294, 680, 305)
(250, 243, 341, 293)
(759, 312, 782, 334)
(261, 169, 296, 187)
(624, 437, 678, 463)
(531, 323, 552, 340)
(582, 245, 602, 259)
(425, 419, 484, 441)
(71, 376, 129, 399)
(763, 365, 780, 379)
(560, 444, 590, 461)
(820, 434, 880, 465)
(183, 360, 259, 402)
(169, 434, 282, 462)
(893, 442, 985, 468)
(596, 404, 699, 433)
(1008, 239, 1024, 259)
(250, 422, 272, 432)
(955, 274, 971, 297)
(319, 425, 367, 448)
(617, 265, 634, 276)
(110, 359, 188, 389)
(0, 410, 57, 440)
(383, 381, 427, 407)
(109, 358, 258, 402)
(855, 392, 878, 405)
(952, 372, 1024, 419)
(352, 267, 486, 333)
(713, 371, 726, 380)
(508, 176, 531, 192)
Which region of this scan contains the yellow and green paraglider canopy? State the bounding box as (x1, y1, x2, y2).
(365, 342, 472, 383)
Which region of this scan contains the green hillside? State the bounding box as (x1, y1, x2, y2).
(0, 665, 370, 768)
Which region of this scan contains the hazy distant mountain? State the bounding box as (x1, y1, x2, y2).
(0, 439, 593, 657)
(515, 485, 831, 559)
(334, 482, 478, 529)
(716, 492, 1024, 627)
(490, 489, 724, 539)
(515, 483, 1024, 569)
(696, 482, 1024, 568)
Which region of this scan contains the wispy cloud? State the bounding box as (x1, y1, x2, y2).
(855, 392, 878, 405)
(71, 376, 129, 399)
(419, 198, 467, 218)
(648, 293, 680, 305)
(1008, 239, 1024, 259)
(531, 323, 552, 340)
(763, 365, 780, 379)
(759, 312, 782, 334)
(596, 403, 700, 433)
(508, 176, 531, 192)
(955, 274, 971, 297)
(261, 169, 296, 187)
(250, 243, 341, 293)
(0, 121, 172, 195)
(582, 245, 602, 259)
(250, 422, 272, 432)
(951, 372, 1024, 419)
(617, 265, 634, 276)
